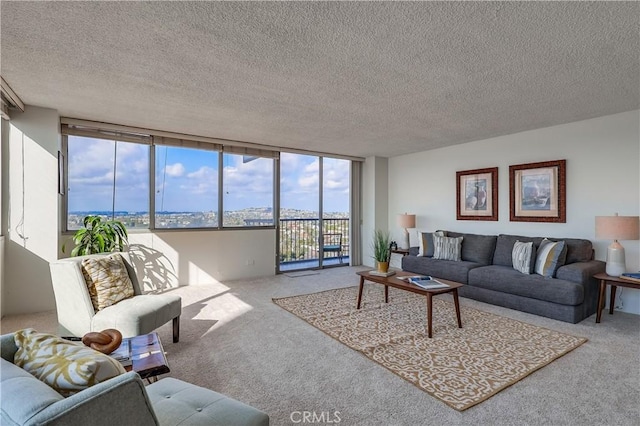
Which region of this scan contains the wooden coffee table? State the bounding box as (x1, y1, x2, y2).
(356, 270, 463, 338)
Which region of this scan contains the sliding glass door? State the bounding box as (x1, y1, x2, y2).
(278, 153, 350, 272)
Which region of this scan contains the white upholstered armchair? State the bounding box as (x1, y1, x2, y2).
(49, 252, 181, 342)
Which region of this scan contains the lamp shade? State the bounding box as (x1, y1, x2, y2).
(595, 215, 640, 240)
(397, 214, 416, 229)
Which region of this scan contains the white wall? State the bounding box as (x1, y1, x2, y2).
(388, 110, 640, 314)
(362, 156, 389, 267)
(3, 105, 278, 316)
(128, 229, 275, 289)
(3, 106, 60, 315)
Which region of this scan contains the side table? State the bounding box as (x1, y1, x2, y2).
(593, 273, 640, 323)
(391, 248, 410, 256)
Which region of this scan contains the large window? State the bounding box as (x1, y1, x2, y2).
(155, 146, 219, 228)
(222, 153, 274, 227)
(67, 136, 149, 230)
(64, 128, 277, 231)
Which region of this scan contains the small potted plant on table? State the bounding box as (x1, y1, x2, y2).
(372, 229, 392, 273)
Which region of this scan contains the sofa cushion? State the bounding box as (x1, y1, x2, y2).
(433, 235, 463, 261)
(0, 358, 64, 425)
(545, 237, 593, 264)
(402, 256, 481, 284)
(535, 239, 567, 277)
(493, 235, 537, 267)
(418, 231, 445, 257)
(13, 329, 126, 397)
(407, 228, 428, 248)
(447, 232, 497, 265)
(512, 241, 536, 274)
(495, 234, 593, 267)
(468, 265, 584, 306)
(91, 294, 182, 337)
(146, 377, 269, 426)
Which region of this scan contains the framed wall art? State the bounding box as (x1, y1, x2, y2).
(456, 167, 498, 221)
(509, 159, 566, 223)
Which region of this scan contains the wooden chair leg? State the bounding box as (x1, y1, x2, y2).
(172, 316, 180, 343)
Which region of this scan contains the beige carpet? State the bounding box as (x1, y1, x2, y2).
(273, 285, 587, 411)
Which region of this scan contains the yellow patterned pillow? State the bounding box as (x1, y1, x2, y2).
(82, 254, 134, 310)
(13, 328, 126, 397)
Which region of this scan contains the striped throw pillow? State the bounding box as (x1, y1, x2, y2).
(433, 235, 463, 261)
(534, 239, 567, 277)
(418, 230, 446, 257)
(512, 241, 535, 274)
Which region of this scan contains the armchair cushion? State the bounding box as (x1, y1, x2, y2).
(14, 329, 125, 397)
(0, 358, 64, 425)
(82, 254, 135, 310)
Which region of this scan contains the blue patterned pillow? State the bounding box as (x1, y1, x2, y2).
(534, 239, 567, 277)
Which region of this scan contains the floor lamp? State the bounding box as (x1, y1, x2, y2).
(595, 213, 640, 276)
(397, 213, 416, 250)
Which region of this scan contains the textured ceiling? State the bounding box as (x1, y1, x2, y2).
(1, 1, 638, 158)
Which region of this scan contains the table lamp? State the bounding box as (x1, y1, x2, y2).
(595, 213, 640, 276)
(397, 213, 416, 249)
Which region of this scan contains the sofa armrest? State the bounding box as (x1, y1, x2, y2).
(556, 260, 606, 284)
(32, 372, 159, 426)
(1, 333, 18, 362)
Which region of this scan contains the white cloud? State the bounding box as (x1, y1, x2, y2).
(187, 166, 217, 180)
(164, 163, 185, 177)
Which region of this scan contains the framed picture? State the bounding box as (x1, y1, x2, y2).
(456, 167, 498, 221)
(509, 159, 566, 223)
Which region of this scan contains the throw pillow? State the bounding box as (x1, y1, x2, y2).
(534, 238, 567, 277)
(82, 254, 134, 310)
(13, 328, 126, 397)
(418, 230, 446, 257)
(433, 235, 463, 261)
(81, 267, 100, 312)
(407, 228, 427, 248)
(512, 241, 536, 274)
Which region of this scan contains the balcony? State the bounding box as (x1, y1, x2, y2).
(279, 218, 349, 271)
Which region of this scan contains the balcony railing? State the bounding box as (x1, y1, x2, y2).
(279, 218, 349, 267)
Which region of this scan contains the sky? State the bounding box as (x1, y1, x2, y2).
(67, 137, 350, 214)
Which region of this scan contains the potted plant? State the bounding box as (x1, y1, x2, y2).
(372, 229, 392, 273)
(63, 215, 129, 257)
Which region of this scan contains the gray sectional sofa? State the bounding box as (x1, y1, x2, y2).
(401, 231, 606, 323)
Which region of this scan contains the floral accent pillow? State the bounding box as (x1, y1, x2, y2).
(13, 328, 126, 397)
(82, 254, 134, 310)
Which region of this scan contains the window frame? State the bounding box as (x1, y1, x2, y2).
(62, 134, 279, 233)
(60, 118, 362, 236)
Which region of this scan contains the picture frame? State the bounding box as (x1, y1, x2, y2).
(509, 159, 566, 223)
(456, 167, 498, 221)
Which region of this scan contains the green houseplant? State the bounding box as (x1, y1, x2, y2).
(64, 215, 129, 257)
(372, 229, 392, 273)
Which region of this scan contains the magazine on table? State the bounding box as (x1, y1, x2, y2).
(109, 339, 132, 367)
(399, 275, 449, 289)
(620, 272, 640, 283)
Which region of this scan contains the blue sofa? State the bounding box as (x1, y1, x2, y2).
(0, 333, 269, 426)
(402, 232, 606, 323)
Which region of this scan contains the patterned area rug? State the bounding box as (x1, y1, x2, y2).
(273, 285, 587, 411)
